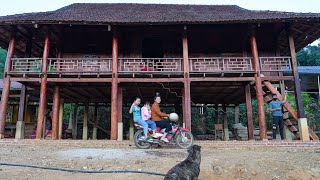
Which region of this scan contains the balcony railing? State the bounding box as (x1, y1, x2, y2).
(118, 58, 183, 73)
(8, 56, 292, 76)
(48, 58, 112, 74)
(11, 58, 42, 74)
(260, 57, 292, 72)
(189, 57, 253, 72)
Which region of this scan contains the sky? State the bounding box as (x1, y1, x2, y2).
(0, 0, 319, 44)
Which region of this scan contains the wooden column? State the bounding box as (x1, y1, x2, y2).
(16, 89, 27, 139)
(182, 29, 191, 131)
(51, 86, 60, 140)
(117, 88, 123, 141)
(15, 85, 27, 139)
(222, 104, 229, 141)
(234, 105, 240, 124)
(245, 84, 254, 140)
(214, 104, 219, 124)
(82, 103, 88, 140)
(250, 28, 267, 140)
(0, 31, 15, 139)
(110, 28, 118, 140)
(93, 104, 98, 140)
(58, 98, 64, 139)
(72, 104, 78, 139)
(288, 28, 309, 141)
(36, 32, 50, 139)
(181, 89, 186, 128)
(288, 34, 305, 118)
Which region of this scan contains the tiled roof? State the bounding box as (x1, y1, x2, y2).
(0, 3, 320, 24)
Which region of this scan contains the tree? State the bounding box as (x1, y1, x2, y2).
(297, 42, 320, 66)
(0, 48, 7, 78)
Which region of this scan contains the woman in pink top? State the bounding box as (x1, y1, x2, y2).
(141, 101, 157, 136)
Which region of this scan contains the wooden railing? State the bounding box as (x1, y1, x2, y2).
(11, 58, 42, 73)
(8, 57, 292, 75)
(189, 57, 253, 72)
(48, 58, 112, 74)
(118, 58, 183, 73)
(260, 57, 292, 72)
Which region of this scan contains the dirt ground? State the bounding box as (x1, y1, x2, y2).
(0, 141, 320, 180)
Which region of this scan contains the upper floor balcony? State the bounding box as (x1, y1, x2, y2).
(8, 56, 292, 78)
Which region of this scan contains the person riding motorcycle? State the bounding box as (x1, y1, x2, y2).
(151, 93, 171, 143)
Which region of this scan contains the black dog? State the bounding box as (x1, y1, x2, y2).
(164, 145, 201, 180)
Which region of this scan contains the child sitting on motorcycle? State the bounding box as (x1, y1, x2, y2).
(129, 97, 156, 141)
(151, 93, 171, 143)
(141, 101, 157, 136)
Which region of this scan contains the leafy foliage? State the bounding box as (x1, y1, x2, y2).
(297, 42, 320, 66)
(0, 48, 7, 78)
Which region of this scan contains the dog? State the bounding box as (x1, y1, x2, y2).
(164, 145, 201, 180)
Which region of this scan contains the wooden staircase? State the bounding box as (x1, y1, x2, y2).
(262, 81, 318, 140)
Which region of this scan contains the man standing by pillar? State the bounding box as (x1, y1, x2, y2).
(269, 91, 287, 140)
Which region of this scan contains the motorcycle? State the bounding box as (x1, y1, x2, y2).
(133, 115, 194, 149)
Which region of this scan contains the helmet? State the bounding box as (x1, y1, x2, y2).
(169, 113, 179, 122)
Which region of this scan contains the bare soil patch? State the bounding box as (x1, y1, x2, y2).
(0, 141, 319, 180)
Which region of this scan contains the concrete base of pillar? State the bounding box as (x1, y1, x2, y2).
(129, 127, 134, 140)
(284, 126, 295, 140)
(82, 126, 88, 140)
(15, 121, 25, 139)
(224, 128, 229, 141)
(0, 134, 4, 139)
(298, 118, 310, 141)
(93, 127, 97, 140)
(117, 122, 123, 141)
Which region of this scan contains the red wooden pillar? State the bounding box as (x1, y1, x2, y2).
(250, 27, 267, 140)
(182, 29, 191, 131)
(111, 28, 118, 140)
(288, 32, 305, 118)
(36, 32, 50, 139)
(51, 86, 60, 140)
(0, 31, 16, 139)
(245, 84, 254, 140)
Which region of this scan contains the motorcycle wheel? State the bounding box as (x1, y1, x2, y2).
(134, 130, 151, 149)
(175, 131, 194, 149)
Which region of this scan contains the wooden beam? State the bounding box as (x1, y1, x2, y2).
(288, 30, 305, 118)
(190, 77, 254, 82)
(245, 84, 254, 140)
(117, 88, 123, 141)
(110, 28, 118, 140)
(72, 103, 78, 139)
(182, 28, 191, 131)
(47, 78, 112, 83)
(18, 85, 27, 122)
(261, 76, 294, 81)
(82, 103, 88, 140)
(36, 31, 50, 139)
(0, 30, 16, 139)
(93, 103, 98, 140)
(51, 86, 60, 140)
(250, 27, 267, 140)
(118, 78, 184, 83)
